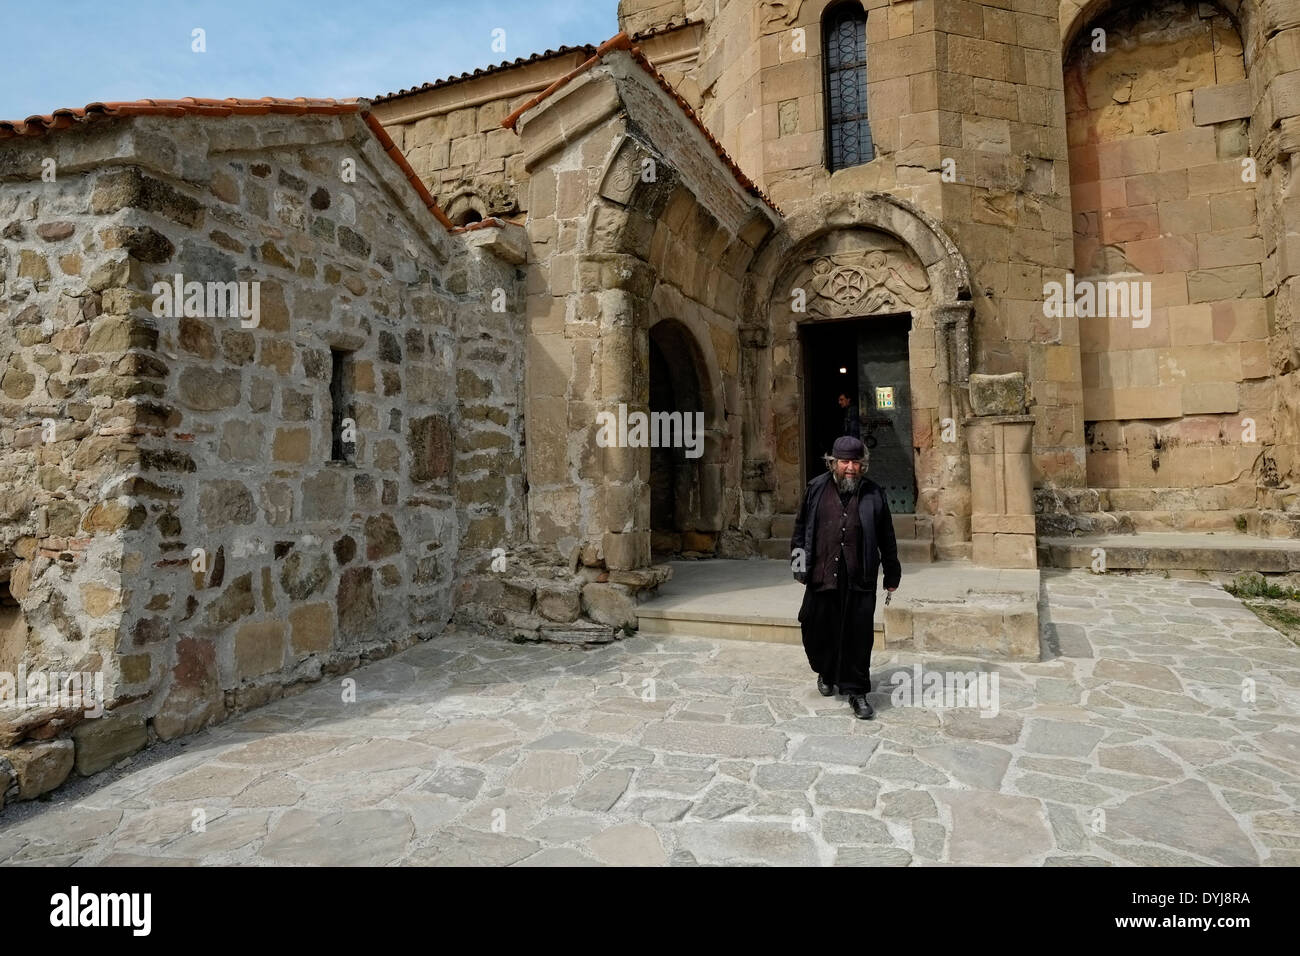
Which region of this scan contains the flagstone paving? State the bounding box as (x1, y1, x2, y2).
(1, 569, 1298, 866)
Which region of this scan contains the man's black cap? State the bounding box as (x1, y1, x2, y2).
(832, 436, 866, 460)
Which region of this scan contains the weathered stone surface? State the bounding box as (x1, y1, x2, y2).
(179, 367, 241, 410)
(206, 574, 254, 626)
(422, 765, 486, 800)
(407, 826, 540, 866)
(675, 822, 818, 865)
(641, 721, 787, 758)
(1093, 659, 1183, 693)
(302, 469, 348, 520)
(934, 789, 1053, 865)
(588, 823, 667, 865)
(288, 603, 335, 655)
(234, 620, 286, 680)
(570, 768, 633, 811)
(1024, 719, 1105, 758)
(969, 372, 1026, 416)
(5, 739, 74, 799)
(365, 513, 402, 560)
(791, 734, 879, 766)
(581, 582, 637, 629)
(508, 752, 582, 792)
(915, 741, 1012, 791)
(337, 567, 376, 638)
(260, 809, 414, 865)
(537, 584, 581, 623)
(1106, 779, 1258, 865)
(753, 762, 820, 790)
(409, 415, 453, 481)
(821, 809, 892, 844)
(280, 551, 331, 601)
(72, 712, 147, 776)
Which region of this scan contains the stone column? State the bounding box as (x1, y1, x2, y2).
(967, 372, 1036, 569)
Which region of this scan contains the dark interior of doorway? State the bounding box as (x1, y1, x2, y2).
(801, 314, 917, 513)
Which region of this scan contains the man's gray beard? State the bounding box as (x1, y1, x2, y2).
(834, 472, 861, 494)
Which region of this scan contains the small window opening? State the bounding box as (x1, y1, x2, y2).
(330, 347, 355, 462)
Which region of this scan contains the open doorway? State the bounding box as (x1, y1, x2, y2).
(800, 314, 916, 513)
(649, 320, 708, 556)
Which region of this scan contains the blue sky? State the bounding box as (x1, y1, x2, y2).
(1, 0, 619, 119)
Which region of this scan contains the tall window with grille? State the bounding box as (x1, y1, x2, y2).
(823, 4, 873, 172)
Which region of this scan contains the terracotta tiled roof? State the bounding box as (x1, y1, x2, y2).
(372, 19, 695, 104)
(501, 34, 780, 215)
(0, 96, 455, 230)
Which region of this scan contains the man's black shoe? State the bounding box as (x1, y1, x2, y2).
(849, 694, 875, 720)
(817, 676, 835, 697)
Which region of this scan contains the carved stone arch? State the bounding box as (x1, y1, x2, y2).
(745, 192, 970, 322)
(646, 291, 728, 539)
(588, 134, 682, 258)
(648, 282, 726, 431)
(443, 189, 488, 227)
(1060, 0, 1261, 64)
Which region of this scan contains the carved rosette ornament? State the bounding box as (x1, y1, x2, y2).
(799, 250, 931, 318)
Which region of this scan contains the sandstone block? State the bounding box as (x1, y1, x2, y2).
(604, 531, 649, 571)
(337, 566, 376, 638)
(537, 584, 581, 623)
(72, 712, 147, 775)
(289, 603, 335, 655)
(178, 367, 241, 410)
(1193, 81, 1251, 126)
(200, 479, 256, 528)
(6, 739, 74, 799)
(272, 427, 312, 463)
(409, 415, 453, 482)
(234, 620, 285, 680)
(581, 582, 637, 629)
(365, 513, 402, 560)
(969, 372, 1027, 415)
(301, 469, 348, 520)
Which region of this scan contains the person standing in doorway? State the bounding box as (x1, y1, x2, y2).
(837, 393, 861, 439)
(790, 436, 901, 720)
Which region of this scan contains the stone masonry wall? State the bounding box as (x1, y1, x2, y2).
(372, 25, 702, 227)
(1068, 0, 1266, 529)
(0, 109, 523, 808)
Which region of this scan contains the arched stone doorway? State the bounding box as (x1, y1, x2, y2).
(647, 315, 725, 557)
(741, 193, 974, 558)
(782, 232, 930, 514)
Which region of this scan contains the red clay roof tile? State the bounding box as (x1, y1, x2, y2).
(372, 19, 696, 104)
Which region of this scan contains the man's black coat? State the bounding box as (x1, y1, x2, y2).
(790, 472, 902, 591)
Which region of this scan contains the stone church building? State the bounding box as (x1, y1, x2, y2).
(1, 0, 1299, 801)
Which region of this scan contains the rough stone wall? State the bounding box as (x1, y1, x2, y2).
(372, 25, 703, 227)
(378, 79, 535, 225)
(516, 60, 774, 572)
(0, 109, 523, 804)
(1067, 0, 1265, 529)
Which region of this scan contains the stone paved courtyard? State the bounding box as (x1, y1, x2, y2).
(1, 569, 1298, 866)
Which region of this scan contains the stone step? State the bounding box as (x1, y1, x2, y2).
(637, 610, 880, 643)
(898, 539, 934, 563)
(1037, 532, 1300, 572)
(759, 536, 931, 563)
(635, 559, 1041, 660)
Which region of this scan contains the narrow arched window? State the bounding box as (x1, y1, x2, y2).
(823, 4, 873, 172)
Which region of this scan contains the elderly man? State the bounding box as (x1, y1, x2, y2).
(790, 435, 901, 720)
